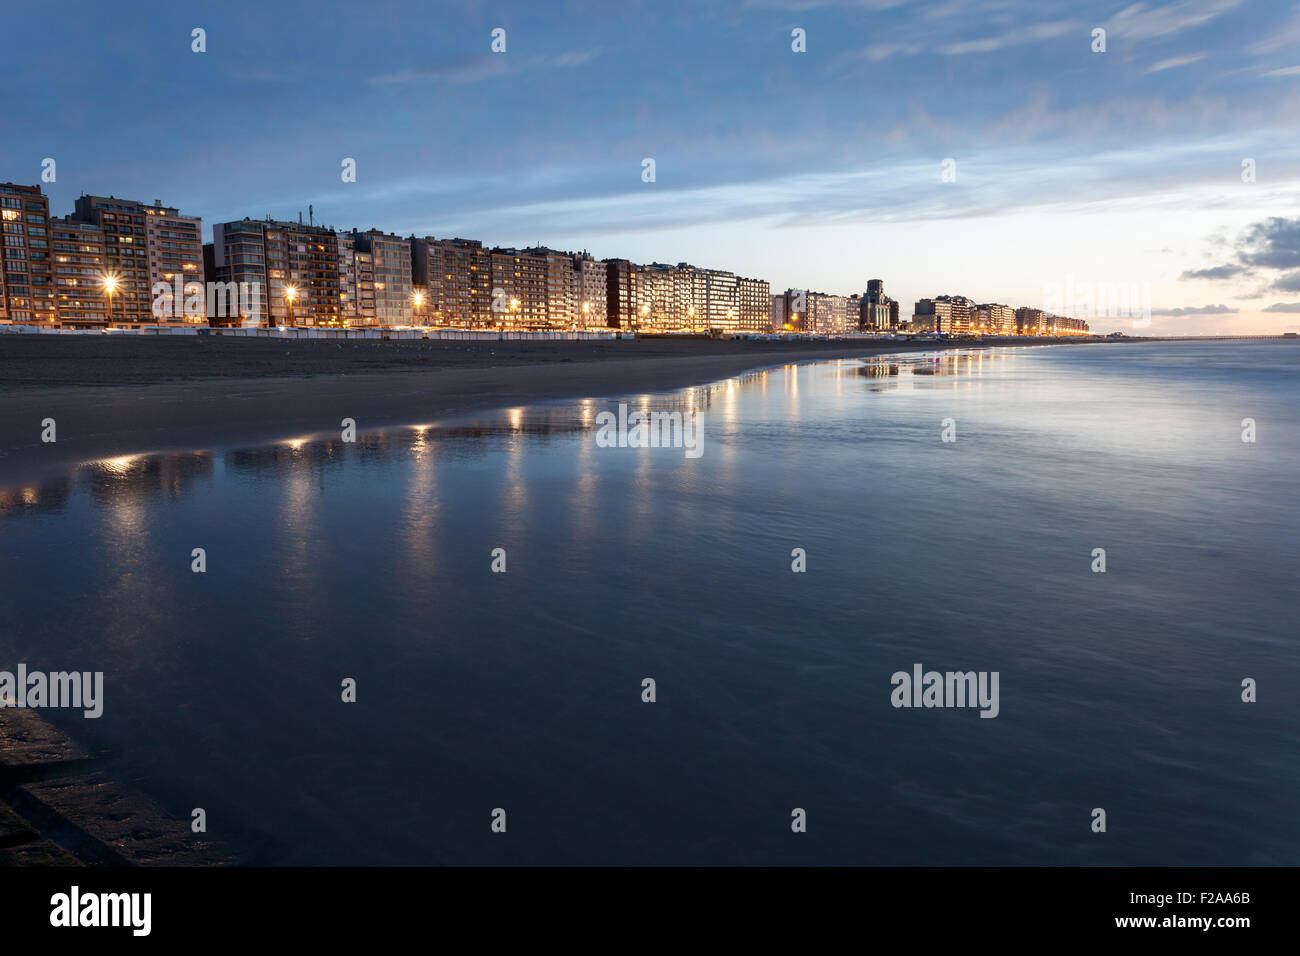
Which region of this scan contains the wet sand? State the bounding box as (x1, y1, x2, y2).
(0, 336, 1098, 487)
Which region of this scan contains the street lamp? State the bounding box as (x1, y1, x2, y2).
(412, 290, 426, 327)
(101, 274, 119, 326)
(509, 298, 520, 329)
(284, 284, 298, 327)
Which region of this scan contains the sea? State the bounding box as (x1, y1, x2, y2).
(1, 340, 1296, 864)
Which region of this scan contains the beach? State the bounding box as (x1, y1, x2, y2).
(2, 340, 1293, 866)
(0, 335, 1097, 487)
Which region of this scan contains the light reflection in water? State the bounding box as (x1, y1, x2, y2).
(0, 346, 1297, 866)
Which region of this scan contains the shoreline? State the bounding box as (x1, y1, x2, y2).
(0, 337, 1100, 488)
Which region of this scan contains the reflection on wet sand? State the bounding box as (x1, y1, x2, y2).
(0, 355, 998, 516)
(857, 349, 1018, 387)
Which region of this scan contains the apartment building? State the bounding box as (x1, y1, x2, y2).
(524, 247, 578, 328)
(976, 302, 1016, 334)
(699, 269, 739, 331)
(738, 276, 772, 333)
(71, 196, 148, 325)
(411, 237, 494, 328)
(206, 220, 266, 325)
(770, 293, 789, 330)
(348, 230, 411, 325)
(573, 253, 607, 327)
(913, 294, 976, 333)
(772, 289, 855, 333)
(209, 218, 340, 326)
(815, 293, 856, 333)
(49, 216, 108, 326)
(490, 248, 548, 327)
(1014, 307, 1045, 334)
(604, 258, 639, 329)
(636, 263, 678, 330)
(0, 183, 54, 324)
(142, 199, 204, 322)
(336, 232, 376, 325)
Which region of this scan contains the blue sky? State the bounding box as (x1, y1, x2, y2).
(4, 0, 1300, 333)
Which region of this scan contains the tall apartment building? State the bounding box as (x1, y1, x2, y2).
(207, 220, 266, 325)
(773, 289, 805, 330)
(411, 237, 494, 328)
(209, 218, 340, 326)
(737, 276, 771, 332)
(71, 196, 150, 325)
(773, 289, 854, 333)
(635, 263, 677, 330)
(815, 293, 855, 333)
(604, 258, 639, 329)
(49, 216, 108, 326)
(0, 183, 54, 324)
(770, 293, 790, 330)
(701, 269, 740, 331)
(520, 247, 578, 329)
(1014, 307, 1044, 334)
(348, 230, 411, 325)
(490, 248, 548, 327)
(142, 199, 204, 322)
(913, 294, 976, 333)
(266, 220, 339, 325)
(610, 262, 767, 333)
(573, 253, 607, 327)
(976, 303, 1016, 334)
(336, 232, 376, 325)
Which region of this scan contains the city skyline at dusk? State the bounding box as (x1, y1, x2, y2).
(5, 0, 1299, 335)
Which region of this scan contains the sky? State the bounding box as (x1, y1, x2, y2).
(4, 0, 1300, 334)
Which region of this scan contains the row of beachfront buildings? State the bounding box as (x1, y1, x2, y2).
(1, 181, 1088, 335)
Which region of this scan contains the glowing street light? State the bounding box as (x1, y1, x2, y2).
(284, 284, 298, 327)
(101, 274, 119, 326)
(412, 290, 426, 326)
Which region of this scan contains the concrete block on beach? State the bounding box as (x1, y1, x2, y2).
(0, 707, 235, 866)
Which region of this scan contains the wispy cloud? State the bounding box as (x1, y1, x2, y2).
(1151, 303, 1236, 315)
(1146, 53, 1205, 73)
(1249, 4, 1300, 53)
(865, 18, 1078, 59)
(368, 51, 602, 86)
(1108, 0, 1244, 40)
(1180, 264, 1246, 279)
(941, 19, 1079, 55)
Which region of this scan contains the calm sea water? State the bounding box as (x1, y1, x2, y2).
(1, 341, 1296, 865)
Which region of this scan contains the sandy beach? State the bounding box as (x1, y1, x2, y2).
(0, 335, 1098, 487)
